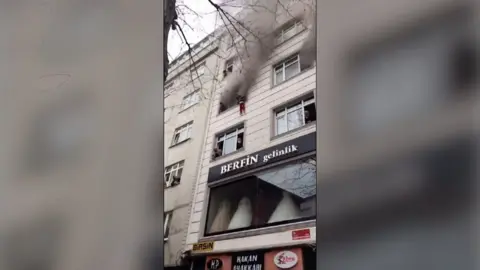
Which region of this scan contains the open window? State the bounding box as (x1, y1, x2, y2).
(212, 125, 244, 160)
(171, 122, 193, 146)
(274, 94, 316, 136)
(164, 160, 184, 188)
(164, 211, 173, 241)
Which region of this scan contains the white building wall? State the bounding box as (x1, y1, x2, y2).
(185, 22, 316, 250)
(163, 36, 222, 265)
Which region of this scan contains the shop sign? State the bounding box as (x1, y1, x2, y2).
(208, 132, 316, 183)
(232, 251, 265, 270)
(206, 258, 223, 270)
(192, 241, 215, 252)
(273, 251, 298, 269)
(292, 228, 311, 240)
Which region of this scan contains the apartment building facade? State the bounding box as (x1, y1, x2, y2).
(184, 2, 317, 269)
(162, 33, 222, 268)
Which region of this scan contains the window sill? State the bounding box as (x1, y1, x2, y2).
(200, 219, 315, 242)
(217, 104, 238, 116)
(178, 103, 198, 114)
(275, 28, 307, 48)
(164, 183, 180, 190)
(272, 66, 315, 89)
(210, 147, 245, 164)
(271, 121, 316, 141)
(169, 138, 191, 148)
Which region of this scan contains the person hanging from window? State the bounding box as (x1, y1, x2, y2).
(237, 95, 246, 115)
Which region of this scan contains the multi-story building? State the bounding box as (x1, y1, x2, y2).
(184, 2, 317, 269)
(162, 33, 222, 269)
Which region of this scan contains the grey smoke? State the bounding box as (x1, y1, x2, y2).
(219, 0, 316, 108)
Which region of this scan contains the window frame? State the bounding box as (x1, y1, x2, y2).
(274, 95, 315, 136)
(275, 20, 303, 45)
(171, 122, 193, 146)
(214, 125, 245, 157)
(164, 160, 185, 188)
(203, 155, 317, 237)
(273, 54, 301, 86)
(180, 90, 200, 110)
(164, 211, 173, 241)
(191, 62, 206, 78)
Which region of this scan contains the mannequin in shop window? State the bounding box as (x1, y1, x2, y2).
(209, 199, 232, 233)
(228, 196, 253, 230)
(268, 191, 301, 223)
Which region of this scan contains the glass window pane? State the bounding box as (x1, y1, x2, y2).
(283, 26, 296, 40)
(255, 158, 316, 223)
(205, 177, 257, 234)
(276, 115, 287, 135)
(284, 61, 300, 80)
(274, 69, 284, 85)
(286, 109, 303, 130)
(287, 102, 302, 112)
(223, 136, 237, 155)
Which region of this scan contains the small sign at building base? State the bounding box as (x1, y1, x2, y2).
(292, 229, 311, 240)
(193, 241, 215, 252)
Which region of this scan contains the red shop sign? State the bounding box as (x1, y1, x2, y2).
(292, 229, 310, 240)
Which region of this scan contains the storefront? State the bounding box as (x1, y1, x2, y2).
(192, 246, 316, 270)
(190, 132, 317, 269)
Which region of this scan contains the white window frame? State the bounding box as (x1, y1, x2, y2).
(164, 212, 172, 241)
(273, 54, 301, 85)
(164, 160, 184, 188)
(216, 126, 244, 156)
(276, 21, 302, 45)
(275, 96, 315, 135)
(191, 62, 205, 77)
(171, 122, 193, 145)
(181, 90, 200, 110)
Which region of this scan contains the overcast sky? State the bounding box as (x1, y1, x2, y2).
(167, 0, 243, 61)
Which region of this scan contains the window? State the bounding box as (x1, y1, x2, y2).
(273, 54, 310, 85)
(181, 90, 200, 110)
(192, 63, 205, 77)
(223, 58, 235, 78)
(164, 160, 184, 188)
(171, 122, 193, 145)
(275, 21, 303, 45)
(213, 125, 244, 159)
(275, 95, 316, 135)
(164, 212, 173, 240)
(205, 157, 316, 235)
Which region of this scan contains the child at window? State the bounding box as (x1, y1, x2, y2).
(236, 95, 246, 115)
